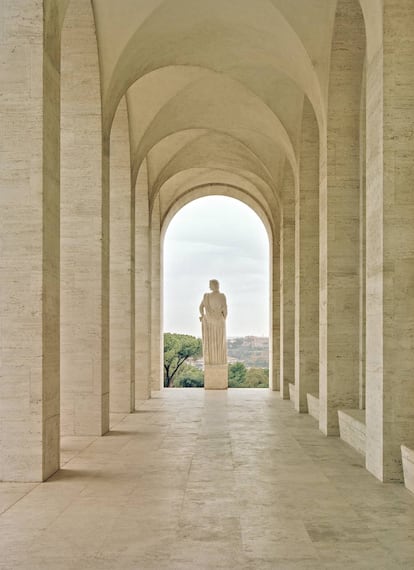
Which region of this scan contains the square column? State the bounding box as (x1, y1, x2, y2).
(270, 232, 280, 391)
(366, 0, 414, 481)
(319, 1, 365, 435)
(60, 0, 109, 436)
(110, 98, 134, 413)
(135, 160, 151, 401)
(280, 166, 295, 400)
(0, 1, 62, 481)
(150, 196, 163, 392)
(295, 99, 319, 413)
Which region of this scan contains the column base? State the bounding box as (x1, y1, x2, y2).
(204, 364, 228, 390)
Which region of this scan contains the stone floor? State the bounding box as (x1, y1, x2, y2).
(1, 389, 414, 569)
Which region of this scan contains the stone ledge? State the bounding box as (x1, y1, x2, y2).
(401, 445, 414, 495)
(338, 409, 366, 456)
(307, 393, 319, 420)
(288, 382, 295, 402)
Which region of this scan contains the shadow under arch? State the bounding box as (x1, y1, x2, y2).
(160, 184, 274, 390)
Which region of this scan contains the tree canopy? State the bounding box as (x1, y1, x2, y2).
(228, 362, 268, 388)
(245, 367, 269, 388)
(228, 362, 247, 387)
(173, 363, 204, 388)
(164, 333, 202, 387)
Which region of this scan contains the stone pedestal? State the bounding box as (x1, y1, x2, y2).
(204, 365, 228, 390)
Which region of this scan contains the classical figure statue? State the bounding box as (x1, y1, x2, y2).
(199, 279, 228, 365)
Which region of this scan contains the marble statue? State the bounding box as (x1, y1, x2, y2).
(199, 279, 228, 365)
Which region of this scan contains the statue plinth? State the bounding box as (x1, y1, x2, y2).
(204, 364, 228, 390)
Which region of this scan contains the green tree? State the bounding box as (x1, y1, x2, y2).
(173, 364, 204, 387)
(164, 333, 202, 387)
(228, 362, 247, 387)
(245, 367, 269, 388)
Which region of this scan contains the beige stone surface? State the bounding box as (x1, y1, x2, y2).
(295, 98, 319, 413)
(280, 165, 295, 401)
(358, 64, 367, 412)
(365, 27, 384, 484)
(134, 160, 152, 401)
(338, 410, 366, 456)
(204, 365, 228, 390)
(365, 0, 414, 483)
(109, 97, 134, 413)
(289, 382, 295, 402)
(1, 390, 414, 569)
(270, 226, 280, 392)
(319, 0, 365, 436)
(150, 197, 163, 392)
(0, 0, 61, 481)
(307, 393, 320, 422)
(401, 446, 414, 496)
(60, 0, 108, 437)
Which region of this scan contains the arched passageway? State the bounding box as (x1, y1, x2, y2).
(162, 194, 271, 388)
(1, 0, 414, 503)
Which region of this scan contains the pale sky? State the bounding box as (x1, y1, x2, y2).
(163, 196, 270, 338)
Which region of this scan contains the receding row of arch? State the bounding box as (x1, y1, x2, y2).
(2, 0, 414, 491)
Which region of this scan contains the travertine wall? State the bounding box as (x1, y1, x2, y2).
(270, 234, 280, 392)
(150, 196, 162, 392)
(366, 0, 414, 482)
(0, 1, 63, 481)
(110, 98, 134, 413)
(358, 63, 367, 411)
(365, 16, 384, 483)
(295, 98, 319, 413)
(42, 0, 64, 480)
(280, 166, 295, 400)
(135, 160, 152, 401)
(60, 0, 108, 436)
(319, 0, 365, 435)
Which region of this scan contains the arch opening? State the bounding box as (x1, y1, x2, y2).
(161, 194, 272, 390)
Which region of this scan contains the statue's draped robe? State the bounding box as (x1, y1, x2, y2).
(200, 292, 227, 365)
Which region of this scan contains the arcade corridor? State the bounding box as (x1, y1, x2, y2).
(2, 1, 414, 567)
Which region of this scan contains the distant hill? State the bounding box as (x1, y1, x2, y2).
(227, 336, 269, 368)
(190, 336, 269, 369)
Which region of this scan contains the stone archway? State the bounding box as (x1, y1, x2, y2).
(160, 185, 274, 391)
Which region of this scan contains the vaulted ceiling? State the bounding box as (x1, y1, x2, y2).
(90, 0, 340, 230)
